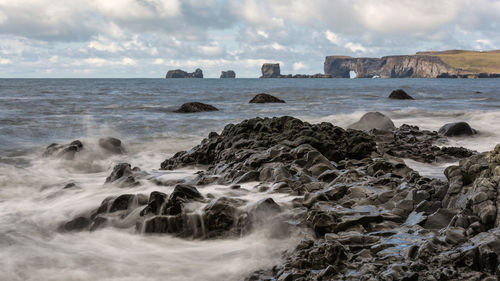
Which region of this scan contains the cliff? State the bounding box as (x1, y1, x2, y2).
(324, 50, 500, 78)
(324, 55, 458, 78)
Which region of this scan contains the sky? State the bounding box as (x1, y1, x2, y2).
(0, 0, 498, 78)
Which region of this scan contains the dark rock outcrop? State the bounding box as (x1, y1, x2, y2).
(220, 70, 236, 78)
(173, 102, 218, 113)
(438, 122, 478, 137)
(348, 112, 395, 131)
(324, 55, 458, 78)
(43, 140, 83, 160)
(389, 89, 415, 100)
(105, 163, 141, 187)
(260, 63, 281, 78)
(249, 93, 285, 103)
(165, 68, 203, 78)
(98, 137, 124, 154)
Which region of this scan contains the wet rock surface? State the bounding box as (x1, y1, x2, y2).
(43, 140, 83, 160)
(98, 137, 124, 154)
(439, 121, 478, 137)
(348, 111, 396, 131)
(59, 116, 499, 280)
(249, 93, 286, 103)
(173, 102, 219, 113)
(389, 89, 415, 100)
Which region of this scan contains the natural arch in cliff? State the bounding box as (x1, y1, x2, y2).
(349, 70, 357, 79)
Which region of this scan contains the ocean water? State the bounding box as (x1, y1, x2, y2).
(0, 78, 499, 280)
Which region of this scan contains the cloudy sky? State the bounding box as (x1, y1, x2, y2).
(0, 0, 498, 78)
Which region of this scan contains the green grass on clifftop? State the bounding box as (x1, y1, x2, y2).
(417, 50, 500, 73)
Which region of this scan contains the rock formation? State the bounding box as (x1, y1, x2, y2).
(59, 116, 500, 280)
(438, 122, 478, 137)
(174, 102, 219, 113)
(220, 70, 236, 78)
(324, 55, 458, 78)
(165, 68, 203, 78)
(260, 63, 332, 78)
(389, 89, 415, 100)
(249, 93, 285, 103)
(260, 63, 281, 78)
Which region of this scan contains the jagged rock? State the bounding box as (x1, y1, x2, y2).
(173, 102, 219, 113)
(165, 68, 203, 78)
(220, 70, 236, 78)
(98, 137, 124, 154)
(249, 93, 285, 103)
(389, 89, 415, 100)
(43, 140, 83, 160)
(438, 122, 477, 137)
(105, 163, 140, 187)
(348, 112, 396, 131)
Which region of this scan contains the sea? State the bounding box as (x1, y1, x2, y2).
(0, 78, 499, 280)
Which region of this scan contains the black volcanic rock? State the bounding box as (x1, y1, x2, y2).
(165, 68, 203, 78)
(220, 70, 236, 78)
(98, 137, 124, 154)
(389, 89, 414, 100)
(43, 140, 83, 160)
(438, 122, 477, 137)
(249, 93, 285, 103)
(260, 63, 281, 78)
(174, 102, 219, 113)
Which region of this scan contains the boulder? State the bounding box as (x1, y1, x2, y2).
(438, 122, 477, 137)
(389, 89, 414, 100)
(260, 63, 281, 78)
(220, 70, 236, 78)
(174, 102, 219, 113)
(348, 112, 396, 131)
(98, 137, 124, 154)
(249, 93, 285, 104)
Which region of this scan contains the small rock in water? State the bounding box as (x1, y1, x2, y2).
(438, 122, 477, 137)
(43, 140, 84, 160)
(98, 137, 124, 154)
(249, 93, 285, 103)
(174, 102, 219, 113)
(388, 89, 414, 100)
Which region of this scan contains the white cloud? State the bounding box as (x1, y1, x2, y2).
(344, 42, 367, 53)
(325, 30, 340, 45)
(0, 58, 12, 64)
(293, 62, 306, 72)
(49, 55, 58, 63)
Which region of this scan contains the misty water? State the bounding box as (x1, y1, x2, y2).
(1, 78, 499, 280)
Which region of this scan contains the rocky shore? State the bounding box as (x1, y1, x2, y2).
(55, 107, 500, 280)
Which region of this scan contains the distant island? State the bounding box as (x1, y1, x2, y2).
(165, 50, 499, 78)
(324, 50, 500, 78)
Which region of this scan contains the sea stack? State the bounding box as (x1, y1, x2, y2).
(220, 70, 236, 78)
(260, 63, 281, 78)
(166, 68, 203, 78)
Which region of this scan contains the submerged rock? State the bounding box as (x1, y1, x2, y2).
(438, 122, 477, 137)
(174, 102, 219, 113)
(389, 89, 414, 100)
(249, 93, 285, 103)
(348, 111, 396, 131)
